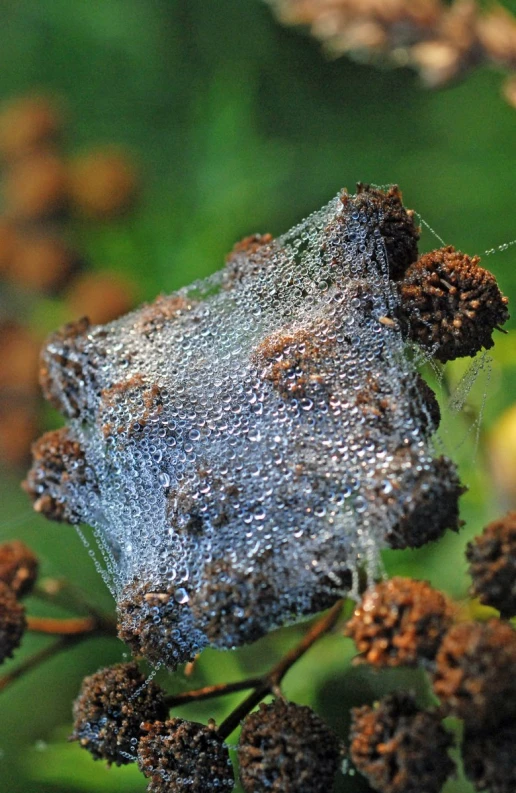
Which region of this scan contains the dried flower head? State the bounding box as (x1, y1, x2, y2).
(0, 95, 62, 160)
(462, 720, 516, 793)
(69, 148, 138, 219)
(350, 692, 455, 793)
(22, 427, 87, 523)
(38, 316, 94, 419)
(71, 661, 168, 766)
(433, 619, 516, 728)
(466, 511, 516, 618)
(340, 183, 420, 279)
(345, 577, 455, 667)
(0, 580, 26, 663)
(238, 698, 343, 793)
(0, 540, 39, 598)
(4, 151, 69, 220)
(398, 246, 509, 362)
(381, 452, 465, 550)
(137, 718, 234, 792)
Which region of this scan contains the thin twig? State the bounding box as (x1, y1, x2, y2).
(0, 637, 81, 693)
(27, 615, 97, 635)
(165, 677, 263, 708)
(217, 599, 344, 739)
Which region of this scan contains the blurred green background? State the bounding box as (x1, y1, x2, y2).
(0, 1, 515, 791)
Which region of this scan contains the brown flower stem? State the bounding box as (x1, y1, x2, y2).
(165, 677, 263, 708)
(0, 636, 81, 693)
(217, 599, 344, 740)
(27, 615, 98, 635)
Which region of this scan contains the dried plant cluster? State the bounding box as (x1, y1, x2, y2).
(21, 183, 508, 672)
(1, 183, 511, 791)
(3, 512, 516, 791)
(0, 95, 137, 468)
(267, 0, 516, 107)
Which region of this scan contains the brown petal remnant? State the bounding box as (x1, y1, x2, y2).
(69, 148, 138, 219)
(65, 272, 136, 326)
(8, 235, 81, 294)
(4, 151, 69, 220)
(397, 246, 509, 363)
(238, 699, 342, 793)
(39, 316, 98, 419)
(462, 719, 516, 793)
(0, 541, 39, 598)
(0, 95, 62, 161)
(380, 451, 465, 550)
(433, 619, 516, 729)
(349, 692, 455, 793)
(0, 581, 26, 664)
(116, 579, 202, 669)
(138, 719, 234, 793)
(466, 511, 516, 618)
(22, 427, 88, 524)
(71, 662, 168, 766)
(340, 184, 420, 280)
(346, 577, 455, 667)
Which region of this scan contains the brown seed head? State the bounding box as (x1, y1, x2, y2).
(350, 692, 455, 793)
(71, 662, 168, 766)
(0, 540, 39, 598)
(466, 511, 516, 618)
(0, 95, 62, 160)
(462, 720, 516, 793)
(9, 235, 80, 294)
(341, 183, 420, 280)
(138, 718, 234, 792)
(65, 272, 135, 325)
(433, 619, 516, 728)
(39, 316, 95, 419)
(238, 699, 342, 793)
(69, 148, 138, 219)
(382, 453, 465, 550)
(346, 577, 455, 667)
(4, 152, 69, 220)
(22, 427, 87, 524)
(0, 580, 26, 663)
(398, 246, 509, 363)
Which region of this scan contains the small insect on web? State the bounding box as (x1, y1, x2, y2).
(23, 183, 509, 669)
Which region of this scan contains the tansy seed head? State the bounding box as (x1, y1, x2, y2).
(0, 581, 26, 664)
(0, 540, 39, 598)
(71, 662, 168, 766)
(466, 511, 516, 618)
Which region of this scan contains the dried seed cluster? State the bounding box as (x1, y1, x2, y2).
(345, 577, 454, 667)
(238, 699, 343, 793)
(71, 662, 168, 766)
(137, 718, 234, 793)
(466, 510, 516, 617)
(349, 692, 455, 793)
(0, 580, 26, 664)
(23, 183, 509, 667)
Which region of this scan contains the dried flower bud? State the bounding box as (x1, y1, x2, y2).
(137, 718, 234, 792)
(71, 662, 168, 766)
(65, 272, 135, 325)
(346, 577, 455, 667)
(341, 183, 420, 280)
(4, 152, 69, 220)
(433, 619, 516, 728)
(466, 512, 516, 618)
(0, 540, 39, 598)
(9, 235, 81, 294)
(0, 580, 26, 663)
(69, 148, 138, 219)
(117, 579, 202, 669)
(462, 720, 516, 793)
(398, 246, 509, 362)
(381, 452, 465, 550)
(350, 692, 455, 793)
(22, 427, 88, 524)
(0, 95, 62, 160)
(238, 699, 342, 793)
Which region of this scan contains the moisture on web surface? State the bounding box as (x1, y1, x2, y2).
(25, 184, 509, 667)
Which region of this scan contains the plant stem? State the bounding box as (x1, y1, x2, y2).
(217, 599, 344, 740)
(0, 637, 81, 693)
(27, 615, 97, 635)
(165, 677, 263, 708)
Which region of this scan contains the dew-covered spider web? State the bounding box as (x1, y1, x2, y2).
(28, 185, 476, 667)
